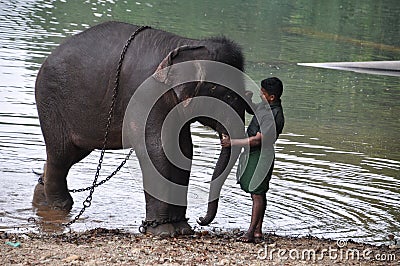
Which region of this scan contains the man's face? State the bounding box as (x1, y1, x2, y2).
(260, 87, 275, 103)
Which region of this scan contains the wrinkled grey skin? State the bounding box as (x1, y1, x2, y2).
(33, 21, 247, 236)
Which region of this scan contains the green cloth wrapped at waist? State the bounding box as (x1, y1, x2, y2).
(236, 148, 275, 194)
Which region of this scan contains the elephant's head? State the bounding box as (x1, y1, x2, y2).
(153, 38, 249, 225)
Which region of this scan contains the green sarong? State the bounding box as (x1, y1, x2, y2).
(236, 149, 274, 194)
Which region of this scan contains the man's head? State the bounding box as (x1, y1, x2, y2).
(260, 77, 283, 103)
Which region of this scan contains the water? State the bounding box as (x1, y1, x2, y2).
(0, 0, 399, 244)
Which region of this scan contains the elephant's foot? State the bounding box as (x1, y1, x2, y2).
(173, 220, 194, 235)
(144, 223, 177, 238)
(47, 194, 73, 211)
(141, 219, 194, 237)
(32, 182, 47, 207)
(32, 183, 73, 211)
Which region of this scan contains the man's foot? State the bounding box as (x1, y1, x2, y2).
(254, 233, 264, 244)
(238, 232, 255, 243)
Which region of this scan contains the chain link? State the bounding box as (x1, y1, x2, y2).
(64, 25, 151, 228)
(68, 149, 134, 193)
(139, 218, 189, 234)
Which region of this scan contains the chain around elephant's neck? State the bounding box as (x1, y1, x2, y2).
(64, 25, 151, 228)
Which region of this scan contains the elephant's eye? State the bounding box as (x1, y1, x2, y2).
(224, 93, 237, 103)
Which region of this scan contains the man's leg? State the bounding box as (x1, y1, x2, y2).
(239, 193, 266, 242)
(254, 193, 267, 239)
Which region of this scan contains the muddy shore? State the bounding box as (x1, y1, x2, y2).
(1, 228, 399, 265)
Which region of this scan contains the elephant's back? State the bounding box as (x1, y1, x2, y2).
(35, 22, 182, 101)
(36, 22, 140, 99)
(54, 21, 141, 60)
(34, 22, 188, 148)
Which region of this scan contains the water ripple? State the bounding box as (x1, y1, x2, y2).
(0, 0, 399, 245)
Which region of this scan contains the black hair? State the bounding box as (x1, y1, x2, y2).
(261, 77, 283, 99)
(203, 36, 244, 71)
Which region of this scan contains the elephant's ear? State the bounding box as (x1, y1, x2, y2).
(153, 45, 208, 84)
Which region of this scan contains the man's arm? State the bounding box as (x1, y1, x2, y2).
(221, 132, 262, 148)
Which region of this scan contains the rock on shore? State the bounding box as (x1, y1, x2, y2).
(1, 228, 399, 265)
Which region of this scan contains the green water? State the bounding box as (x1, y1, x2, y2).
(0, 0, 399, 244)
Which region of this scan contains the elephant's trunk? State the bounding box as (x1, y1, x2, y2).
(197, 143, 241, 226)
(197, 199, 218, 226)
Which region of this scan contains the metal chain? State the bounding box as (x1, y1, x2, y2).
(68, 149, 134, 193)
(64, 25, 151, 228)
(139, 218, 189, 234)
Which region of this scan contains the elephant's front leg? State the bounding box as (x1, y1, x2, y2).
(139, 123, 193, 237)
(170, 164, 193, 236)
(143, 188, 192, 237)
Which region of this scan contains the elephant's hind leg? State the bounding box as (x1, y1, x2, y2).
(33, 145, 91, 211)
(42, 160, 74, 210)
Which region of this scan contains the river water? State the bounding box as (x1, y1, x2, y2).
(0, 0, 399, 244)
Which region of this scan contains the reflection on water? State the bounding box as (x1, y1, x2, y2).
(30, 209, 71, 233)
(0, 0, 399, 244)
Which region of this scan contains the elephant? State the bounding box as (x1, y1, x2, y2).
(33, 21, 249, 237)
